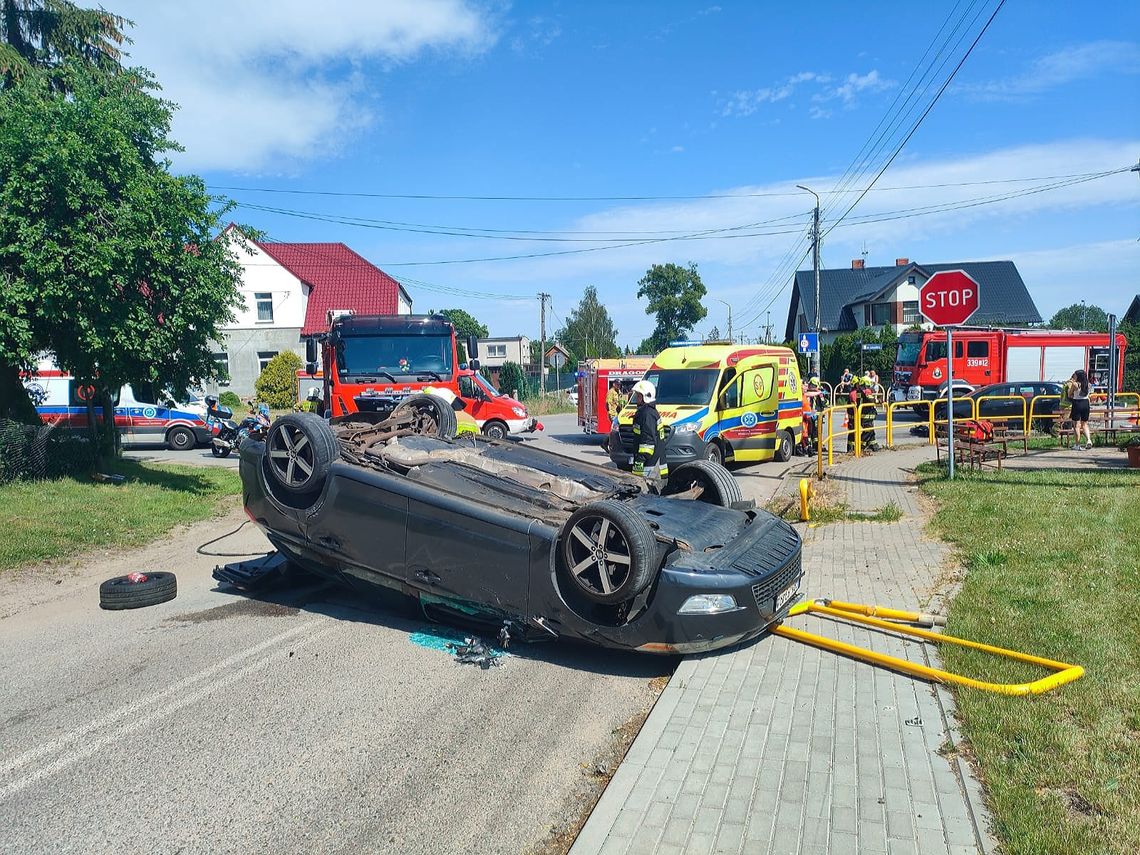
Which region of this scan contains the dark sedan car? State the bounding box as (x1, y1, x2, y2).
(933, 381, 1062, 430)
(237, 395, 804, 654)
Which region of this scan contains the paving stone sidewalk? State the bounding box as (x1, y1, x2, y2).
(571, 446, 995, 855)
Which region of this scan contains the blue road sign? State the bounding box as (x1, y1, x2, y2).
(861, 343, 883, 352)
(797, 333, 819, 354)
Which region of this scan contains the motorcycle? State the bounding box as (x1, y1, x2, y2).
(205, 396, 270, 458)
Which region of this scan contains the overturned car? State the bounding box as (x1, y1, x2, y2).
(237, 395, 803, 654)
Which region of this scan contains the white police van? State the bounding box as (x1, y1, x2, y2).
(25, 371, 214, 451)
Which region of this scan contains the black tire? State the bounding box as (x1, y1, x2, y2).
(99, 572, 177, 610)
(662, 460, 743, 508)
(704, 440, 724, 466)
(392, 394, 458, 439)
(264, 412, 338, 496)
(559, 500, 657, 605)
(774, 429, 794, 462)
(211, 445, 232, 458)
(482, 420, 508, 440)
(167, 426, 195, 451)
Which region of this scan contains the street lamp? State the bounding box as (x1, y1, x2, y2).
(796, 184, 822, 376)
(714, 299, 733, 342)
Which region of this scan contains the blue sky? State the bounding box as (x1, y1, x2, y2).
(116, 1, 1139, 347)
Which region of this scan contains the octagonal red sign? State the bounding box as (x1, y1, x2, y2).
(920, 270, 980, 326)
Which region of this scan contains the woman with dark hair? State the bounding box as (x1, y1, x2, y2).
(1068, 369, 1092, 449)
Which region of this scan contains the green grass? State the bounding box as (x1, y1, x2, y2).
(919, 466, 1140, 855)
(0, 460, 242, 571)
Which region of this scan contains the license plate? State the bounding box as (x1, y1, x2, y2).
(775, 581, 800, 614)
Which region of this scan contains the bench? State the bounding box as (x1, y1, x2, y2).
(1059, 410, 1140, 447)
(937, 426, 1007, 471)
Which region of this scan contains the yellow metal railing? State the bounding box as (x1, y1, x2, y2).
(774, 599, 1085, 696)
(972, 394, 1027, 432)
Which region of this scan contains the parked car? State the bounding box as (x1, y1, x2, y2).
(237, 395, 804, 654)
(933, 381, 1063, 431)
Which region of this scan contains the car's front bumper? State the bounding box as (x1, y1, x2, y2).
(506, 417, 541, 434)
(607, 428, 708, 469)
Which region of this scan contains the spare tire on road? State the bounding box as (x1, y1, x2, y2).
(99, 572, 177, 610)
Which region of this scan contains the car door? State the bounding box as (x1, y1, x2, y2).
(403, 476, 531, 617)
(457, 374, 487, 424)
(733, 363, 778, 460)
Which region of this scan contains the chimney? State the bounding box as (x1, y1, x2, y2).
(851, 259, 865, 270)
(895, 257, 909, 266)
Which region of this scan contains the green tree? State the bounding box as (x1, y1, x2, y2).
(499, 361, 527, 400)
(437, 308, 488, 363)
(1049, 303, 1109, 331)
(1, 0, 129, 88)
(555, 285, 620, 360)
(636, 262, 707, 353)
(820, 326, 900, 386)
(0, 62, 244, 449)
(254, 351, 303, 409)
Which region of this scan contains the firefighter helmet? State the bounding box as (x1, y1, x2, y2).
(631, 379, 657, 404)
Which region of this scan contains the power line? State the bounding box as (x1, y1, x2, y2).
(209, 168, 1112, 205)
(822, 0, 1008, 238)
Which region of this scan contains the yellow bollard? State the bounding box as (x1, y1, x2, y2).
(799, 478, 813, 521)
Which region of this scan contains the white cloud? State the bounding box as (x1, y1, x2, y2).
(722, 69, 895, 118)
(810, 69, 897, 114)
(721, 71, 829, 116)
(429, 137, 1138, 342)
(960, 40, 1140, 101)
(114, 0, 495, 172)
(1001, 239, 1139, 321)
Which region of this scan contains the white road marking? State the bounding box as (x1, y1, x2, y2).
(0, 619, 328, 784)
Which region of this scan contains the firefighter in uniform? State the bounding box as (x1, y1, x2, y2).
(605, 380, 623, 423)
(630, 379, 668, 483)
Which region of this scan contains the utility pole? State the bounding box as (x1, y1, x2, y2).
(538, 292, 550, 397)
(797, 184, 822, 377)
(764, 311, 772, 344)
(715, 299, 732, 342)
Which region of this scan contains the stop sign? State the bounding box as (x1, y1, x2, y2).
(919, 269, 980, 326)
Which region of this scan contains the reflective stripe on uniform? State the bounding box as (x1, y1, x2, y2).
(637, 444, 655, 454)
(632, 461, 645, 475)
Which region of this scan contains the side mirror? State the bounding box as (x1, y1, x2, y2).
(304, 338, 318, 374)
(466, 335, 479, 361)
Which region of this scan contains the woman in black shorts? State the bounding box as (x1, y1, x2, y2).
(1068, 369, 1092, 450)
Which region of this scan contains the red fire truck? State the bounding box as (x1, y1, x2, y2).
(303, 313, 539, 438)
(576, 356, 655, 435)
(892, 327, 1128, 404)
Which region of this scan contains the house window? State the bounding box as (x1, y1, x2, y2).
(255, 292, 274, 323)
(488, 344, 507, 358)
(902, 301, 920, 324)
(908, 275, 917, 284)
(870, 302, 892, 326)
(257, 351, 278, 372)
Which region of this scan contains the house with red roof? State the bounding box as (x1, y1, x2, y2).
(213, 225, 412, 395)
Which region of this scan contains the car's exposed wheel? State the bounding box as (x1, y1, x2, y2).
(775, 429, 794, 462)
(166, 426, 195, 451)
(662, 459, 743, 508)
(704, 440, 723, 466)
(559, 500, 657, 605)
(392, 394, 458, 439)
(99, 572, 177, 610)
(264, 413, 338, 496)
(482, 420, 508, 440)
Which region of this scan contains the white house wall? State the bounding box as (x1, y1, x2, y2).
(226, 238, 307, 329)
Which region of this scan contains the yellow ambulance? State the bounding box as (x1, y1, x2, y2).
(607, 343, 805, 468)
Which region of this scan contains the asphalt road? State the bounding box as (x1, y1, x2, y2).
(56, 407, 915, 853)
(0, 513, 669, 854)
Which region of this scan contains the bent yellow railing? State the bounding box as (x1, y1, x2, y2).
(773, 599, 1084, 696)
